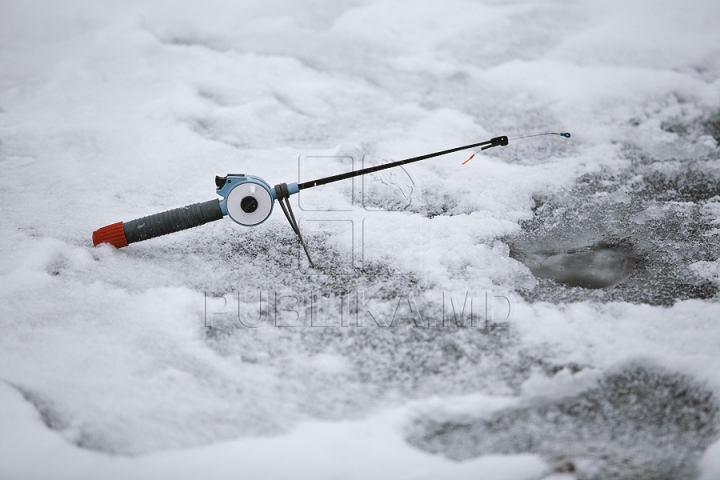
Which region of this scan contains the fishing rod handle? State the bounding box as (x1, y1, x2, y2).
(92, 199, 224, 248)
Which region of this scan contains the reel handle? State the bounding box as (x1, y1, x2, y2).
(92, 199, 224, 248)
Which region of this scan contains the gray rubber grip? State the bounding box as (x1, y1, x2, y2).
(123, 199, 224, 244)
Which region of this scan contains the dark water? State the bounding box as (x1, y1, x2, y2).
(516, 245, 637, 289)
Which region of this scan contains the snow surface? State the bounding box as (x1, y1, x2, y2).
(1, 0, 720, 478)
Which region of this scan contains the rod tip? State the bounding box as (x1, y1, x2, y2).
(560, 132, 571, 138)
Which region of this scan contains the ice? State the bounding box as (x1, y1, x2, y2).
(0, 382, 550, 480)
(408, 363, 718, 476)
(1, 0, 720, 478)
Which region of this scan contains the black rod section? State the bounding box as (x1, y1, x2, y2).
(296, 136, 508, 190)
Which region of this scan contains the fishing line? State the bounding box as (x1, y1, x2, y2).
(463, 132, 571, 165)
(92, 131, 571, 267)
(510, 132, 571, 141)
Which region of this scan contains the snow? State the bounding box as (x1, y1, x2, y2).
(1, 0, 720, 478)
(0, 382, 547, 480)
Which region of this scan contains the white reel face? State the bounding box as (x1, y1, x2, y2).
(226, 181, 273, 226)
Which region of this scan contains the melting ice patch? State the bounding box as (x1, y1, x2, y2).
(407, 363, 720, 480)
(509, 125, 720, 305)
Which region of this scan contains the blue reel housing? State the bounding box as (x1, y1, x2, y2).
(215, 174, 298, 227)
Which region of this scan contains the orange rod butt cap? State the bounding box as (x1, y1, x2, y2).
(92, 222, 129, 248)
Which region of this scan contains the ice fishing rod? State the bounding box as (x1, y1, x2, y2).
(92, 132, 570, 266)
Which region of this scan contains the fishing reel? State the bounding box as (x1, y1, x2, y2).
(215, 174, 282, 226)
(92, 132, 570, 267)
